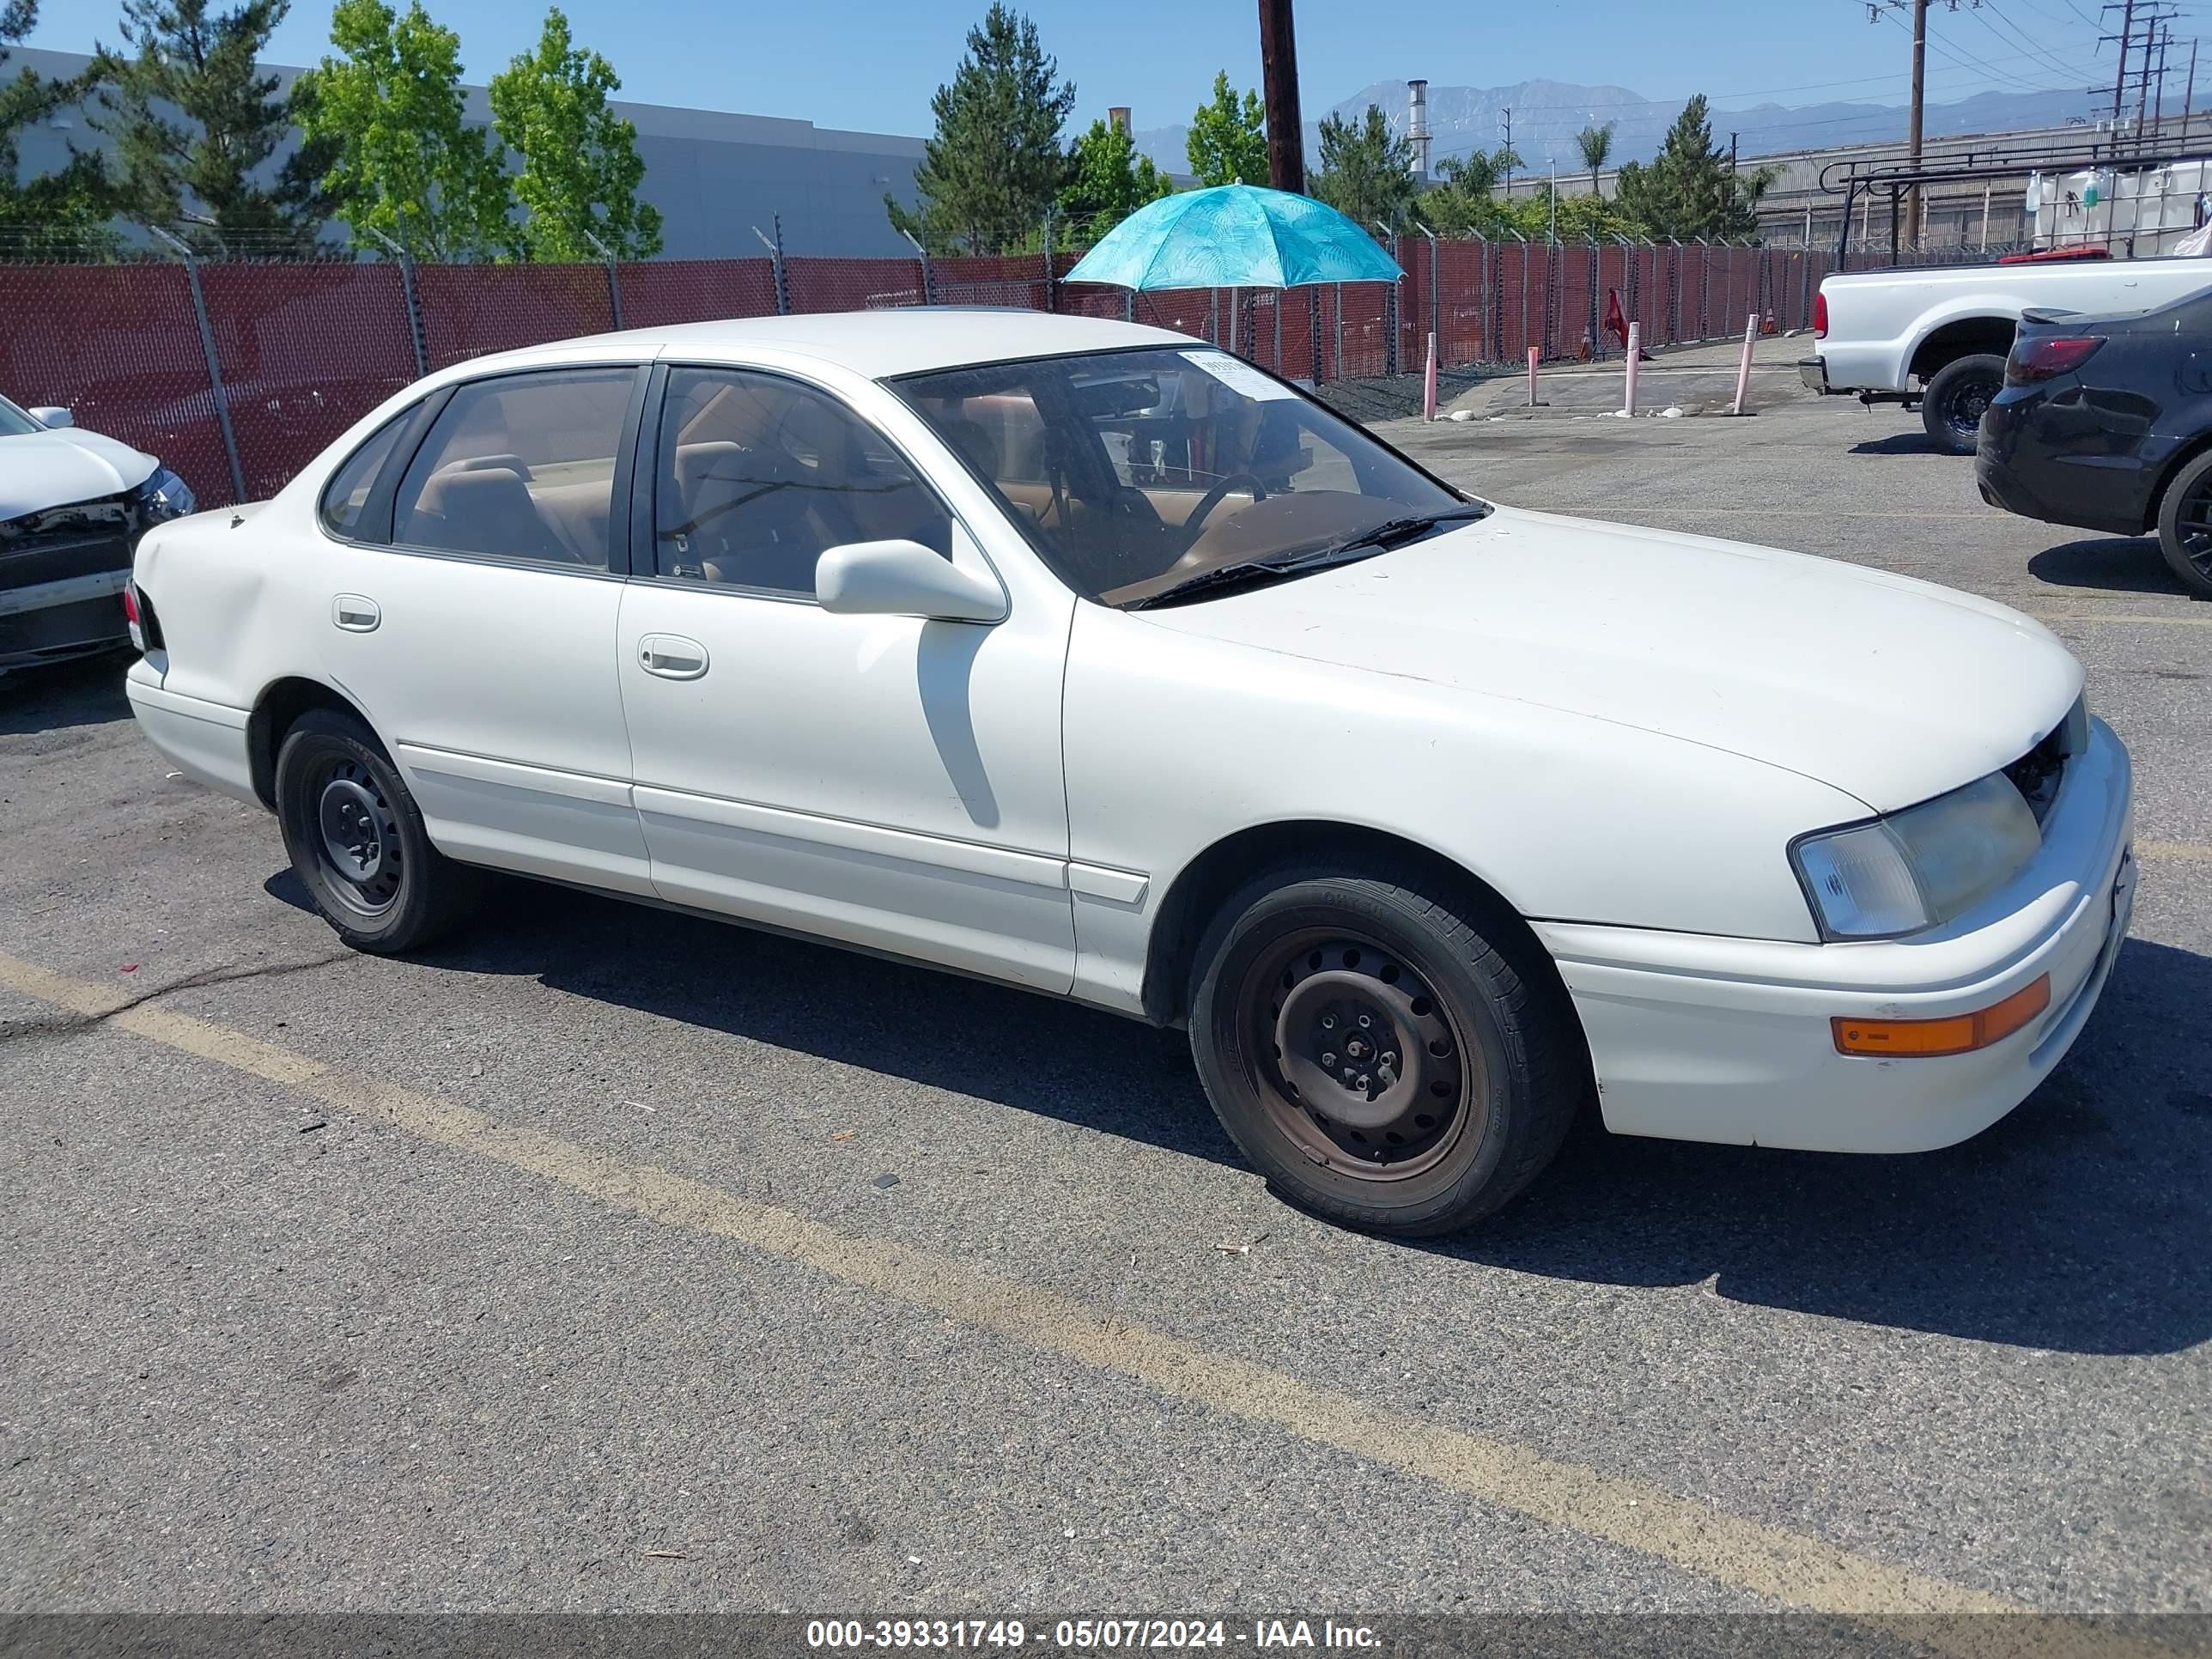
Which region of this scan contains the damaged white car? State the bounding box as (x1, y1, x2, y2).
(1, 394, 195, 673)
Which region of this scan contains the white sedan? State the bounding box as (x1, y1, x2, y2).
(124, 312, 2135, 1236)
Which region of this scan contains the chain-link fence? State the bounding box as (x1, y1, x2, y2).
(0, 234, 1820, 510)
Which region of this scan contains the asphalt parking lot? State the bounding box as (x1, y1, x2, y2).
(2, 386, 2207, 1635)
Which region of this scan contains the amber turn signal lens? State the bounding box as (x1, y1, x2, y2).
(1832, 975, 2051, 1059)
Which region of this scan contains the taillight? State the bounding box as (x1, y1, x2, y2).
(2007, 335, 2104, 385)
(122, 580, 161, 653)
(1814, 291, 1827, 338)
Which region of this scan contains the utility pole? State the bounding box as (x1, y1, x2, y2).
(2153, 22, 2170, 139)
(1257, 0, 1305, 194)
(1499, 107, 1513, 198)
(1906, 0, 1927, 246)
(2183, 38, 2197, 143)
(2106, 0, 2138, 129)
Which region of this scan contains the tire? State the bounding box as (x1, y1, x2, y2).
(273, 707, 477, 953)
(1920, 353, 2007, 455)
(1188, 863, 1584, 1237)
(2155, 447, 2212, 599)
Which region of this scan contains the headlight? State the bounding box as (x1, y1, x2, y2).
(137, 467, 196, 523)
(1791, 773, 2043, 939)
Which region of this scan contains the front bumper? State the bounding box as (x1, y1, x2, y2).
(0, 571, 129, 668)
(1535, 717, 2134, 1154)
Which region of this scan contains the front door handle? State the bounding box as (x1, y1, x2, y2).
(332, 594, 380, 632)
(638, 634, 708, 680)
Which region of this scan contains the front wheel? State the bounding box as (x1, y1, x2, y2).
(1188, 866, 1584, 1237)
(1920, 353, 2007, 455)
(2155, 447, 2212, 599)
(274, 708, 477, 953)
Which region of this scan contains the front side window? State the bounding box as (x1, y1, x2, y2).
(0, 396, 40, 437)
(391, 368, 636, 568)
(653, 367, 951, 596)
(893, 347, 1466, 607)
(319, 405, 416, 538)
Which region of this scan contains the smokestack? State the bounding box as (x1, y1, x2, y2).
(1108, 106, 1131, 137)
(1407, 79, 1431, 177)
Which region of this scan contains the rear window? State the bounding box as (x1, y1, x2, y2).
(319, 407, 417, 539)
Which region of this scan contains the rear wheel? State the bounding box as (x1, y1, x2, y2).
(274, 708, 477, 953)
(2155, 448, 2212, 599)
(1188, 865, 1583, 1237)
(1920, 353, 2007, 454)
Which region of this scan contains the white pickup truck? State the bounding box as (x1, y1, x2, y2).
(1802, 254, 2212, 453)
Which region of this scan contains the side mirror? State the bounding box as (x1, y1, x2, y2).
(816, 539, 1006, 623)
(28, 406, 72, 428)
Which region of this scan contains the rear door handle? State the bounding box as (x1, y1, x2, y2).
(638, 634, 708, 679)
(332, 594, 380, 632)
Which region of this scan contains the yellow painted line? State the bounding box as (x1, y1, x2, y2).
(2029, 611, 2212, 629)
(0, 951, 2155, 1648)
(2139, 838, 2212, 862)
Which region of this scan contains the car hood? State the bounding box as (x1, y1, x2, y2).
(0, 426, 159, 520)
(1138, 504, 2081, 814)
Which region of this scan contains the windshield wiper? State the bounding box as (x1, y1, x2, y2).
(1316, 502, 1492, 559)
(1127, 503, 1492, 611)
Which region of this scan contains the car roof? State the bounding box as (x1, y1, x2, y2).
(476, 308, 1199, 382)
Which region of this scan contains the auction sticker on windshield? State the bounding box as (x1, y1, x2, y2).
(1180, 349, 1296, 400)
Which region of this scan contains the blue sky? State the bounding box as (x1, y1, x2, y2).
(30, 0, 2131, 135)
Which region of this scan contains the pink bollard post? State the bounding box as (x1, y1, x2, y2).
(1624, 321, 1640, 416)
(1424, 331, 1438, 421)
(1527, 345, 1539, 407)
(1732, 313, 1757, 416)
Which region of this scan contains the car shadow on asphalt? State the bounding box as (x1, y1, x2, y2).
(1846, 431, 1951, 456)
(331, 872, 2212, 1358)
(2027, 535, 2196, 597)
(0, 651, 133, 736)
(1437, 933, 2212, 1357)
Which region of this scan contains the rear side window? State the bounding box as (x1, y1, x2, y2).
(391, 368, 637, 568)
(319, 407, 416, 538)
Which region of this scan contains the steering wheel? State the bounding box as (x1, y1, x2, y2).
(1181, 472, 1267, 550)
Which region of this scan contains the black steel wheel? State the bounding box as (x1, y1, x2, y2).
(2156, 447, 2212, 599)
(1188, 864, 1584, 1237)
(1920, 353, 2007, 455)
(275, 707, 477, 953)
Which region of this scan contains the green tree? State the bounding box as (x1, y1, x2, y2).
(487, 6, 660, 261)
(293, 0, 511, 260)
(0, 0, 116, 254)
(1416, 144, 1519, 237)
(1611, 94, 1760, 240)
(1184, 70, 1266, 187)
(1574, 120, 1613, 198)
(91, 0, 330, 245)
(1313, 103, 1415, 234)
(1057, 117, 1168, 244)
(888, 3, 1073, 255)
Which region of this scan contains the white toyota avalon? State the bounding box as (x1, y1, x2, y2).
(122, 312, 2134, 1237)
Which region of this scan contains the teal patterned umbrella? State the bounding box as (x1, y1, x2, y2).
(1063, 185, 1404, 289)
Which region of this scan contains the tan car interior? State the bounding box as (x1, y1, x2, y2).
(658, 374, 949, 590)
(396, 373, 633, 566)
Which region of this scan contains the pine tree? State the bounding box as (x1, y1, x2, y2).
(294, 0, 513, 260)
(1058, 117, 1168, 245)
(887, 3, 1073, 255)
(487, 7, 661, 261)
(1314, 104, 1415, 234)
(1184, 71, 1266, 187)
(92, 0, 330, 246)
(1612, 94, 1759, 240)
(0, 0, 115, 254)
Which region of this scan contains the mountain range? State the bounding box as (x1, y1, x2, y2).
(1133, 79, 2102, 179)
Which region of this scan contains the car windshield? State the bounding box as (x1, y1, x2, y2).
(0, 397, 43, 438)
(891, 346, 1472, 607)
